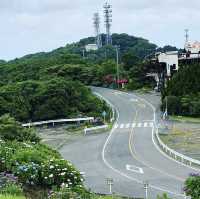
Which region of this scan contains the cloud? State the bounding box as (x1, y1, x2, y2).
(0, 0, 200, 60)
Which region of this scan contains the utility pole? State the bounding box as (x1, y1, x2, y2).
(115, 45, 120, 89)
(143, 181, 149, 199)
(165, 96, 168, 118)
(82, 49, 85, 59)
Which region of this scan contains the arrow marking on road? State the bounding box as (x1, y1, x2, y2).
(126, 165, 144, 174)
(130, 99, 139, 102)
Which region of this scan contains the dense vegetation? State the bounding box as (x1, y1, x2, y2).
(162, 63, 200, 117)
(0, 33, 164, 121)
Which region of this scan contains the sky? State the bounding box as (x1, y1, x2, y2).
(0, 0, 200, 61)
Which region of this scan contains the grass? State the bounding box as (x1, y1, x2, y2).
(169, 115, 200, 123)
(160, 128, 200, 160)
(0, 195, 25, 199)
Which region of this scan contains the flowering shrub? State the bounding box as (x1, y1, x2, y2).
(11, 158, 83, 189)
(0, 141, 61, 173)
(41, 159, 83, 188)
(0, 140, 21, 172)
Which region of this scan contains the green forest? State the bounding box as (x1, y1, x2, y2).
(0, 33, 167, 122)
(162, 63, 200, 117)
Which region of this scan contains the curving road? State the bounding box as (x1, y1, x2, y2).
(60, 87, 198, 198)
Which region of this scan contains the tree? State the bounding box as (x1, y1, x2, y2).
(0, 114, 40, 142)
(122, 52, 140, 71)
(184, 173, 200, 199)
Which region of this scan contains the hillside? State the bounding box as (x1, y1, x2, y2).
(0, 33, 178, 122)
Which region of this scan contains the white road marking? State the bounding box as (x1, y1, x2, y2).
(132, 123, 136, 128)
(149, 122, 154, 127)
(99, 91, 185, 198)
(125, 123, 130, 128)
(114, 124, 118, 129)
(120, 124, 124, 129)
(130, 99, 138, 102)
(126, 164, 144, 174)
(137, 123, 142, 127)
(144, 122, 148, 127)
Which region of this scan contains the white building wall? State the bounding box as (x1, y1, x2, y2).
(85, 44, 98, 52)
(158, 51, 179, 77)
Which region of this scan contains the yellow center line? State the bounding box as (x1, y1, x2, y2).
(128, 101, 185, 182)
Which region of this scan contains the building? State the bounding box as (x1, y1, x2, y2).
(184, 41, 200, 58)
(157, 51, 179, 77)
(85, 44, 98, 52)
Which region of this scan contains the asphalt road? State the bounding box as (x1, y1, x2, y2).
(60, 87, 198, 199)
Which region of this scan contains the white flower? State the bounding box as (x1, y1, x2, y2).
(50, 165, 54, 169)
(49, 174, 53, 178)
(61, 172, 66, 176)
(65, 184, 68, 188)
(44, 177, 48, 179)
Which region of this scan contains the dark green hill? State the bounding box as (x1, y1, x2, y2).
(0, 33, 178, 122)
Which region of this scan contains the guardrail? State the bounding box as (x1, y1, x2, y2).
(84, 125, 109, 135)
(154, 126, 200, 168)
(93, 92, 115, 123)
(22, 117, 94, 128)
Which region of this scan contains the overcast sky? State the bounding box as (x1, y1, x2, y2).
(0, 0, 200, 60)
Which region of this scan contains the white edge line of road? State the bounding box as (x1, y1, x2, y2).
(96, 91, 184, 198)
(125, 92, 200, 172)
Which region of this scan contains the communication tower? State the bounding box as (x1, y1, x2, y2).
(93, 13, 102, 48)
(185, 29, 189, 43)
(104, 2, 112, 45)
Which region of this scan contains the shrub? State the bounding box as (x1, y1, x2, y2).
(49, 186, 91, 199)
(0, 182, 24, 196)
(40, 159, 83, 188)
(0, 115, 40, 143)
(157, 193, 172, 199)
(162, 96, 180, 115)
(184, 173, 200, 199)
(12, 158, 83, 189)
(0, 195, 25, 199)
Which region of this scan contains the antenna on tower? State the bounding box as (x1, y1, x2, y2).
(93, 13, 102, 48)
(185, 29, 189, 43)
(104, 2, 112, 45)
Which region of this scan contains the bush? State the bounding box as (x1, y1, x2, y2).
(0, 182, 24, 196)
(0, 115, 40, 143)
(12, 158, 83, 189)
(157, 193, 172, 199)
(184, 173, 200, 199)
(162, 96, 180, 115)
(49, 186, 90, 199)
(0, 195, 25, 199)
(40, 159, 83, 188)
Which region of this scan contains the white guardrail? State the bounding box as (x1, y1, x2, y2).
(155, 127, 200, 168)
(93, 92, 115, 123)
(22, 117, 94, 128)
(84, 125, 109, 135)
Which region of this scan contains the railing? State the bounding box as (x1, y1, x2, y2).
(154, 126, 200, 168)
(84, 125, 109, 135)
(93, 92, 115, 122)
(22, 117, 94, 128)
